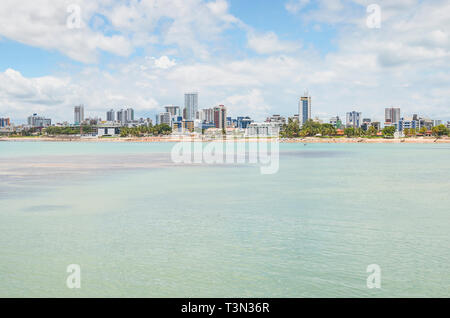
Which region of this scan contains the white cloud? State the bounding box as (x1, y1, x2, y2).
(0, 0, 243, 63)
(0, 0, 133, 63)
(285, 0, 310, 14)
(224, 89, 270, 120)
(1, 0, 450, 124)
(153, 56, 177, 69)
(247, 32, 300, 54)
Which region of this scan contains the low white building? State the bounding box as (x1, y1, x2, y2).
(97, 127, 120, 136)
(245, 122, 280, 137)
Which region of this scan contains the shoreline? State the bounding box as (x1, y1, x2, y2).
(1, 136, 450, 143)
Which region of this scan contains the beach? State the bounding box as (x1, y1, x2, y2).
(1, 136, 450, 143)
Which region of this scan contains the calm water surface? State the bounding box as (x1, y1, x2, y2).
(0, 142, 449, 297)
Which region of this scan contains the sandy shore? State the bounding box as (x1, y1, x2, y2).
(1, 136, 450, 143)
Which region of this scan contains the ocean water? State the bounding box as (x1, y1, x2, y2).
(0, 141, 449, 297)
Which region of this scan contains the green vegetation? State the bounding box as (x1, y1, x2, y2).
(43, 124, 172, 137)
(119, 124, 172, 137)
(432, 124, 449, 137)
(45, 125, 93, 135)
(280, 118, 300, 137)
(281, 119, 377, 138)
(382, 126, 396, 137)
(402, 125, 449, 137)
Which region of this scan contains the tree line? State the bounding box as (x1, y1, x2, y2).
(280, 119, 449, 138)
(404, 125, 449, 137)
(281, 119, 387, 138)
(119, 124, 172, 137)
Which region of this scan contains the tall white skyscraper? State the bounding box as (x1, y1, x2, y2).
(74, 105, 84, 125)
(201, 108, 214, 123)
(125, 108, 134, 122)
(298, 92, 311, 127)
(184, 92, 198, 120)
(117, 109, 125, 124)
(107, 109, 115, 122)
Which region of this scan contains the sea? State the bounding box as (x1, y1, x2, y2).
(0, 141, 449, 297)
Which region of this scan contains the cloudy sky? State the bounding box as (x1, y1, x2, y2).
(0, 0, 449, 123)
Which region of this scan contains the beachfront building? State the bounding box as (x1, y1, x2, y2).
(245, 122, 280, 137)
(298, 92, 311, 127)
(201, 122, 216, 131)
(236, 117, 253, 129)
(184, 92, 198, 120)
(346, 111, 362, 128)
(329, 116, 342, 129)
(97, 126, 120, 137)
(398, 117, 419, 132)
(433, 119, 442, 127)
(288, 115, 300, 124)
(371, 122, 381, 131)
(27, 113, 51, 127)
(74, 105, 84, 125)
(312, 117, 323, 124)
(182, 120, 194, 133)
(266, 114, 286, 126)
(418, 117, 434, 130)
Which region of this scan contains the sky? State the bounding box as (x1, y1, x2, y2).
(0, 0, 449, 124)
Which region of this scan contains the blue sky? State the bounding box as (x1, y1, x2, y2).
(0, 0, 449, 123)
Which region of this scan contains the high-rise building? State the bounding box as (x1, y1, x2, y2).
(201, 108, 214, 123)
(0, 118, 10, 127)
(158, 112, 171, 125)
(213, 105, 227, 129)
(346, 111, 362, 128)
(184, 92, 198, 120)
(164, 106, 181, 117)
(27, 114, 51, 127)
(74, 105, 84, 125)
(115, 108, 134, 124)
(125, 108, 134, 122)
(385, 107, 401, 125)
(107, 109, 115, 122)
(117, 109, 125, 124)
(299, 92, 311, 127)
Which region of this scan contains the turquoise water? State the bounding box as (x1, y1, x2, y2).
(0, 142, 449, 297)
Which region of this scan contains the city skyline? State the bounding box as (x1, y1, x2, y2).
(4, 91, 448, 129)
(0, 1, 449, 124)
